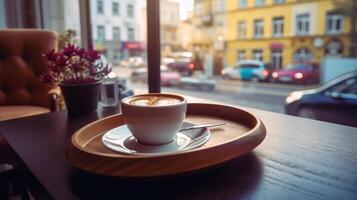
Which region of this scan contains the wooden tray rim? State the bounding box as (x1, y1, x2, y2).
(70, 103, 266, 159)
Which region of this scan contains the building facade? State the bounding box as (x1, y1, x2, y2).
(91, 0, 142, 64)
(225, 0, 351, 69)
(191, 0, 227, 75)
(160, 0, 181, 56)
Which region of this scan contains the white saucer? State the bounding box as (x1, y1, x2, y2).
(102, 122, 210, 156)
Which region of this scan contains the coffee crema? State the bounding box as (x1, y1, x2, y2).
(126, 95, 182, 106)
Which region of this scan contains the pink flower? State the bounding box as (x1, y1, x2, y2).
(41, 44, 109, 85)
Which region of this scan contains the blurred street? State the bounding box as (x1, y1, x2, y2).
(113, 66, 307, 113)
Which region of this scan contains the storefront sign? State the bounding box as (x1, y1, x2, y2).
(121, 42, 144, 50)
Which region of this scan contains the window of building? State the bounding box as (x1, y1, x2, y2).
(255, 0, 265, 7)
(213, 0, 225, 12)
(237, 50, 246, 61)
(113, 27, 120, 41)
(272, 17, 284, 37)
(238, 0, 247, 8)
(271, 49, 283, 69)
(97, 0, 104, 14)
(237, 21, 246, 39)
(127, 4, 134, 18)
(326, 14, 344, 34)
(252, 49, 263, 61)
(97, 25, 105, 41)
(112, 2, 119, 16)
(296, 14, 310, 35)
(254, 19, 264, 38)
(127, 28, 135, 41)
(294, 47, 313, 62)
(273, 0, 285, 4)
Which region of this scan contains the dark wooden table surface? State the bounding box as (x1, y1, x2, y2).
(0, 102, 357, 200)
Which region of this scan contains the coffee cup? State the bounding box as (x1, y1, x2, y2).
(121, 93, 187, 145)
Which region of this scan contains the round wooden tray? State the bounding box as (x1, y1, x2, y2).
(66, 103, 266, 177)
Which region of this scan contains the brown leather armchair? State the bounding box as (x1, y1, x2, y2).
(0, 29, 59, 121)
(0, 29, 60, 167)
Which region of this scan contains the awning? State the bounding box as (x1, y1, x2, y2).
(120, 41, 144, 50)
(269, 43, 284, 49)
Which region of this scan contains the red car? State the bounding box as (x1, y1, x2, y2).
(271, 63, 320, 84)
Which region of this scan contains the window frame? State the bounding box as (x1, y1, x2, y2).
(238, 0, 247, 8)
(97, 0, 104, 14)
(255, 0, 265, 7)
(127, 4, 134, 18)
(326, 14, 344, 34)
(237, 50, 246, 61)
(237, 21, 246, 39)
(97, 25, 105, 41)
(272, 17, 284, 37)
(273, 0, 285, 4)
(112, 26, 120, 41)
(254, 19, 264, 38)
(252, 49, 263, 61)
(296, 13, 310, 35)
(112, 2, 119, 16)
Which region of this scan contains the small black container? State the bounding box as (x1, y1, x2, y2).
(60, 81, 102, 116)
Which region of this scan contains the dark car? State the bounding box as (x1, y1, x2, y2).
(272, 63, 319, 84)
(167, 58, 203, 76)
(285, 71, 357, 127)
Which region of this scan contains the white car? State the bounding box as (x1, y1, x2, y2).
(221, 66, 241, 80)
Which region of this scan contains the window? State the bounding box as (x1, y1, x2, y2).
(255, 0, 265, 7)
(271, 49, 283, 69)
(274, 0, 285, 4)
(113, 27, 120, 41)
(97, 0, 104, 14)
(294, 47, 313, 62)
(238, 0, 247, 8)
(97, 25, 105, 41)
(112, 2, 119, 16)
(127, 28, 135, 41)
(237, 21, 246, 39)
(127, 4, 134, 18)
(252, 49, 263, 61)
(272, 17, 284, 37)
(237, 50, 246, 61)
(328, 77, 357, 95)
(254, 19, 264, 38)
(296, 14, 310, 35)
(213, 0, 225, 12)
(240, 64, 260, 69)
(326, 14, 344, 34)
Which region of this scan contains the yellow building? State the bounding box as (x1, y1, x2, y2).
(225, 0, 351, 69)
(192, 0, 227, 74)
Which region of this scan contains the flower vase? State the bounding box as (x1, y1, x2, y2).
(60, 81, 102, 116)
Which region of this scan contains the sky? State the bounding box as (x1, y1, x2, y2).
(139, 0, 194, 20)
(170, 0, 194, 20)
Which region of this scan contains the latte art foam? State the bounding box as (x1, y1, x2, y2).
(128, 96, 182, 106)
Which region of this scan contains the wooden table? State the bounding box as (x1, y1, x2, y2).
(0, 102, 357, 200)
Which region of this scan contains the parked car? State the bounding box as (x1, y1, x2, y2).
(130, 65, 181, 86)
(285, 71, 357, 127)
(167, 58, 203, 76)
(272, 63, 319, 84)
(179, 71, 216, 91)
(126, 57, 146, 68)
(221, 60, 273, 82)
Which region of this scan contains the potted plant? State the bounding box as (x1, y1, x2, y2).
(41, 44, 111, 116)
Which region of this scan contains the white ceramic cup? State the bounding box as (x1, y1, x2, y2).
(121, 93, 187, 145)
